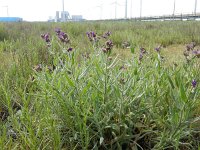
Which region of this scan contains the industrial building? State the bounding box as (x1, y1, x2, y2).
(47, 0, 84, 22)
(48, 11, 84, 22)
(71, 15, 83, 21)
(0, 17, 23, 22)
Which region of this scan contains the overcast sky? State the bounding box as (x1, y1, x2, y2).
(0, 0, 199, 21)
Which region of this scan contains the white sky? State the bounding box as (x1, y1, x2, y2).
(0, 0, 199, 21)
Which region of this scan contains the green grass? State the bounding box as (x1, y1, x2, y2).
(0, 21, 200, 149)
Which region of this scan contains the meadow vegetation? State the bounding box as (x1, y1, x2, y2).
(0, 21, 200, 149)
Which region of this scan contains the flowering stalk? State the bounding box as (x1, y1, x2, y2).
(192, 79, 197, 88)
(103, 55, 108, 103)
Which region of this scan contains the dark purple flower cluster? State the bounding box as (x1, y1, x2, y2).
(154, 46, 161, 53)
(139, 53, 143, 62)
(193, 50, 200, 58)
(192, 79, 197, 88)
(186, 42, 196, 51)
(55, 28, 61, 35)
(67, 47, 73, 52)
(41, 33, 51, 47)
(102, 31, 111, 39)
(106, 40, 113, 48)
(183, 42, 200, 59)
(86, 31, 97, 42)
(102, 40, 114, 54)
(55, 28, 70, 43)
(41, 33, 50, 43)
(140, 47, 147, 54)
(139, 47, 147, 63)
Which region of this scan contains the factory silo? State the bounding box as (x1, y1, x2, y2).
(55, 11, 60, 22)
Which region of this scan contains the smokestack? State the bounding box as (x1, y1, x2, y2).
(140, 0, 142, 19)
(125, 0, 127, 19)
(194, 0, 197, 16)
(62, 0, 65, 21)
(173, 0, 176, 17)
(55, 11, 59, 22)
(130, 0, 133, 18)
(115, 1, 117, 19)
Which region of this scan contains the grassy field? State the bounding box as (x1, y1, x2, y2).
(0, 21, 200, 150)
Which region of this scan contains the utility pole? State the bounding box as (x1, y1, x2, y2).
(100, 4, 103, 20)
(2, 5, 9, 17)
(110, 1, 117, 19)
(194, 0, 197, 16)
(140, 0, 142, 19)
(125, 0, 128, 19)
(115, 0, 117, 19)
(173, 0, 176, 20)
(130, 0, 133, 18)
(97, 3, 103, 20)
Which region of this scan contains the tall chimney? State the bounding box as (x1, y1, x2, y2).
(62, 0, 65, 21)
(125, 0, 127, 19)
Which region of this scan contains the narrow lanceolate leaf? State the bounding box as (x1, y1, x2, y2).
(174, 71, 181, 88)
(78, 66, 90, 80)
(81, 81, 91, 96)
(65, 75, 75, 87)
(179, 82, 187, 102)
(131, 47, 135, 54)
(167, 75, 175, 89)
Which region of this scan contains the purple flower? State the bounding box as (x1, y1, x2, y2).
(86, 32, 90, 37)
(91, 31, 96, 38)
(106, 31, 111, 36)
(55, 28, 61, 35)
(86, 32, 92, 41)
(102, 31, 111, 39)
(102, 47, 107, 53)
(102, 40, 114, 54)
(41, 33, 51, 43)
(139, 53, 143, 61)
(193, 50, 200, 58)
(86, 31, 97, 42)
(154, 46, 161, 53)
(55, 28, 70, 43)
(140, 47, 146, 54)
(192, 79, 197, 88)
(186, 42, 196, 51)
(58, 31, 70, 43)
(106, 40, 113, 48)
(67, 47, 73, 52)
(102, 47, 111, 53)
